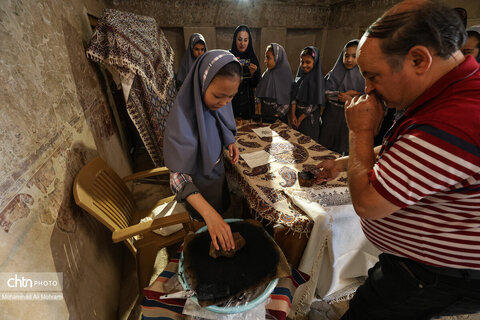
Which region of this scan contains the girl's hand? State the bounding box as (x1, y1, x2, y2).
(338, 92, 352, 103)
(292, 115, 298, 128)
(228, 143, 240, 165)
(296, 114, 306, 127)
(185, 194, 235, 251)
(255, 102, 261, 114)
(204, 211, 235, 251)
(248, 63, 257, 75)
(344, 90, 362, 97)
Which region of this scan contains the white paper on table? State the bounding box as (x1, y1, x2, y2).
(252, 127, 279, 138)
(240, 150, 276, 168)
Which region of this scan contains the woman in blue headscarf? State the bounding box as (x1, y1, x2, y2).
(291, 46, 325, 142)
(176, 33, 207, 87)
(164, 50, 241, 251)
(255, 43, 293, 123)
(318, 40, 365, 154)
(230, 25, 261, 119)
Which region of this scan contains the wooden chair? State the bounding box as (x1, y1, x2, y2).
(73, 157, 194, 291)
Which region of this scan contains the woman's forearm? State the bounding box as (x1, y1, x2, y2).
(185, 193, 217, 219)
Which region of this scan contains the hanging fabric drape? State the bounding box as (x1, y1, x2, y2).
(86, 8, 176, 166)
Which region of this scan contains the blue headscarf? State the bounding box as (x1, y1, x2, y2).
(255, 43, 293, 105)
(164, 50, 239, 176)
(291, 46, 325, 105)
(176, 33, 207, 83)
(325, 39, 365, 93)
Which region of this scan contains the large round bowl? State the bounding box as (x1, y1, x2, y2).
(178, 218, 279, 314)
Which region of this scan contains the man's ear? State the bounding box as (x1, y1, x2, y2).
(407, 45, 432, 75)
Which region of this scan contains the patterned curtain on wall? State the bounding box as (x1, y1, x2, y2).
(86, 8, 176, 166)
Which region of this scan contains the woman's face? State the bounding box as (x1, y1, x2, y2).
(236, 31, 249, 53)
(192, 42, 206, 58)
(300, 55, 315, 73)
(264, 49, 276, 70)
(343, 45, 358, 70)
(203, 75, 240, 111)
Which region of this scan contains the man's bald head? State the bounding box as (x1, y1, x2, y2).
(363, 0, 466, 70)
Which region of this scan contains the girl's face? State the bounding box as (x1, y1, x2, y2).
(236, 31, 249, 53)
(462, 36, 480, 59)
(300, 55, 315, 73)
(203, 75, 240, 111)
(343, 45, 357, 70)
(264, 49, 276, 70)
(192, 42, 206, 58)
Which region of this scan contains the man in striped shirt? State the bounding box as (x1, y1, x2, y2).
(316, 1, 480, 319)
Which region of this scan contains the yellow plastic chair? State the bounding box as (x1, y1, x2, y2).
(73, 157, 194, 291)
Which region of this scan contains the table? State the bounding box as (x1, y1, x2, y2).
(141, 247, 310, 320)
(225, 120, 380, 318)
(225, 121, 352, 265)
(225, 121, 351, 264)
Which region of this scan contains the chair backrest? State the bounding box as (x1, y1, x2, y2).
(73, 157, 137, 235)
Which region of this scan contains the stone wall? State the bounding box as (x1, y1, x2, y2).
(323, 0, 480, 73)
(111, 0, 330, 28)
(0, 0, 133, 319)
(112, 0, 480, 76)
(109, 0, 390, 74)
(111, 0, 330, 74)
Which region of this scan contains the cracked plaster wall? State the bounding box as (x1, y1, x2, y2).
(0, 0, 133, 319)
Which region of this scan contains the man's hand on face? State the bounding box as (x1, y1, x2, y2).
(345, 92, 385, 135)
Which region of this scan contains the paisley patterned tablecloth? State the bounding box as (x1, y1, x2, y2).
(225, 120, 351, 236)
